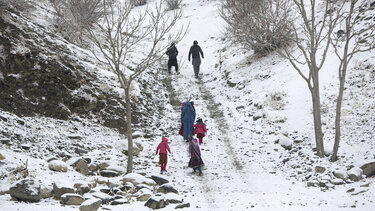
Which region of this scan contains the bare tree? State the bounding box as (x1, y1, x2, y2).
(219, 0, 294, 56)
(88, 0, 187, 173)
(330, 0, 375, 161)
(277, 0, 339, 157)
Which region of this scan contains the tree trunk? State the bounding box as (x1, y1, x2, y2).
(311, 72, 325, 157)
(331, 76, 345, 161)
(125, 86, 133, 174)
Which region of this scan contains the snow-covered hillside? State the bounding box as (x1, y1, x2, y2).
(1, 0, 375, 210)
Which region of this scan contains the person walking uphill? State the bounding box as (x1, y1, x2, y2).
(188, 136, 204, 175)
(194, 118, 207, 144)
(188, 40, 204, 79)
(181, 101, 196, 141)
(166, 42, 179, 74)
(156, 137, 171, 174)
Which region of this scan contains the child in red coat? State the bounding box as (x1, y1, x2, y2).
(156, 137, 171, 174)
(193, 118, 207, 144)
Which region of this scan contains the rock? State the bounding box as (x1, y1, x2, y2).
(100, 170, 119, 177)
(348, 167, 363, 182)
(21, 144, 31, 150)
(165, 193, 183, 204)
(315, 166, 326, 174)
(61, 193, 84, 205)
(0, 153, 4, 160)
(110, 199, 129, 205)
(122, 173, 156, 186)
(136, 184, 152, 191)
(79, 198, 102, 211)
(88, 163, 99, 172)
(352, 189, 368, 196)
(9, 179, 41, 202)
(278, 136, 293, 150)
(53, 183, 75, 199)
(151, 175, 169, 185)
(157, 184, 178, 194)
(48, 160, 68, 172)
(0, 138, 11, 145)
(98, 162, 110, 170)
(253, 112, 263, 121)
(360, 161, 375, 177)
(346, 188, 355, 193)
(76, 185, 91, 195)
(333, 169, 349, 180)
(68, 134, 82, 140)
(136, 188, 153, 201)
(330, 179, 345, 185)
(360, 182, 371, 187)
(307, 181, 318, 187)
(40, 184, 53, 198)
(99, 187, 111, 194)
(84, 192, 112, 204)
(46, 156, 57, 163)
(72, 159, 89, 176)
(144, 194, 169, 209)
(175, 202, 190, 209)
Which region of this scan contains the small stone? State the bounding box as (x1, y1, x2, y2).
(0, 138, 10, 145)
(53, 183, 75, 199)
(0, 153, 4, 160)
(21, 144, 31, 150)
(333, 169, 348, 180)
(346, 188, 355, 193)
(111, 199, 129, 205)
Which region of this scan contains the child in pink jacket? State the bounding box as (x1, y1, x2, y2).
(193, 118, 207, 144)
(156, 137, 171, 173)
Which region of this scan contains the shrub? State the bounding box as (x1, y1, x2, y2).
(51, 0, 105, 44)
(130, 0, 147, 7)
(165, 0, 182, 10)
(0, 0, 32, 13)
(219, 0, 294, 56)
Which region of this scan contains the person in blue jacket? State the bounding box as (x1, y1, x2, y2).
(181, 101, 196, 141)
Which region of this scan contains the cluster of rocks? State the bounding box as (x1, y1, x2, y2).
(273, 133, 375, 191)
(7, 173, 189, 210)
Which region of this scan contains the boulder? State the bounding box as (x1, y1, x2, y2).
(122, 173, 156, 186)
(278, 136, 293, 150)
(79, 198, 102, 211)
(333, 169, 349, 180)
(348, 167, 363, 182)
(157, 184, 178, 194)
(9, 179, 41, 202)
(165, 193, 183, 204)
(40, 184, 53, 198)
(88, 163, 99, 172)
(151, 175, 169, 185)
(136, 188, 152, 202)
(76, 185, 91, 195)
(175, 202, 190, 209)
(144, 194, 169, 209)
(53, 183, 75, 199)
(48, 160, 68, 172)
(100, 170, 119, 177)
(61, 193, 84, 205)
(71, 159, 89, 176)
(136, 184, 152, 191)
(360, 161, 375, 177)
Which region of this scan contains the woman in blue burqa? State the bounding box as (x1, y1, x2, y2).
(181, 101, 196, 141)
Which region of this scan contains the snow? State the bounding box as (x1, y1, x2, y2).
(80, 198, 101, 206)
(122, 173, 157, 186)
(0, 0, 375, 210)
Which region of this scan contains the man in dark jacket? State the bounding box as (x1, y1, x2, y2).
(166, 42, 179, 74)
(188, 40, 204, 79)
